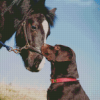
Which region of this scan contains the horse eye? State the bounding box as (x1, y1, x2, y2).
(31, 26, 36, 30)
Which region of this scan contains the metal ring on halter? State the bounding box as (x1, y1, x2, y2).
(8, 47, 20, 54)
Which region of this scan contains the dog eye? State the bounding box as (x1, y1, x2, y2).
(31, 26, 36, 30)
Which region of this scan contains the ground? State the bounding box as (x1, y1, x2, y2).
(0, 82, 46, 100)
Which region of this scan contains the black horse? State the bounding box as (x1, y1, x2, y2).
(0, 0, 56, 72)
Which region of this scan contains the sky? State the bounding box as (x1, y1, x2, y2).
(0, 0, 100, 100)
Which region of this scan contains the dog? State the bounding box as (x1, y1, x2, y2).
(41, 44, 89, 100)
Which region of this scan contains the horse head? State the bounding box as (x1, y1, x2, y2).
(16, 7, 56, 72)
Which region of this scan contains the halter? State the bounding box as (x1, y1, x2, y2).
(16, 20, 42, 55)
(0, 21, 42, 55)
(14, 8, 43, 55)
(0, 1, 43, 55)
(0, 8, 42, 55)
(9, 19, 42, 55)
(0, 20, 42, 55)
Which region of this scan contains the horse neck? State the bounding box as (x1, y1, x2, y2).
(1, 0, 31, 29)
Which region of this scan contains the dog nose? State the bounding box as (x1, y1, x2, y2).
(41, 44, 46, 51)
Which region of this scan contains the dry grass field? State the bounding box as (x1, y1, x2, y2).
(0, 82, 47, 100)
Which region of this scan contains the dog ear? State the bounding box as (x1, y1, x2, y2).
(55, 48, 73, 62)
(54, 45, 60, 51)
(56, 54, 72, 62)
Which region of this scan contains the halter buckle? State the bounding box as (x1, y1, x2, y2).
(25, 43, 30, 49)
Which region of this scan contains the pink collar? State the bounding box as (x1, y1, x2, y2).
(51, 78, 77, 83)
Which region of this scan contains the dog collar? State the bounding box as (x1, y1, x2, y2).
(51, 78, 77, 83)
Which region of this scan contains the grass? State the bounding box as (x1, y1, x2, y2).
(0, 82, 47, 100)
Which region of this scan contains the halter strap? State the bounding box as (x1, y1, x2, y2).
(22, 21, 29, 45)
(15, 9, 33, 28)
(19, 19, 42, 55)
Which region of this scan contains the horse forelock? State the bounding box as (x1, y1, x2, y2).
(33, 7, 56, 27)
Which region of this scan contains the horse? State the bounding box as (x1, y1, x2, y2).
(0, 0, 56, 72)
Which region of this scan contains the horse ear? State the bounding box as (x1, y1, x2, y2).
(50, 8, 57, 15)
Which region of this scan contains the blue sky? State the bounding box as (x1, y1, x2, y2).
(0, 0, 100, 100)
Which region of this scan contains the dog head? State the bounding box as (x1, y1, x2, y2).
(41, 44, 76, 62)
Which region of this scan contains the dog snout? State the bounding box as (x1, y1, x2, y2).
(41, 44, 46, 54)
(42, 43, 48, 47)
(41, 43, 49, 50)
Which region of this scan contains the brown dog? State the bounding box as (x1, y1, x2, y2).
(41, 44, 89, 100)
